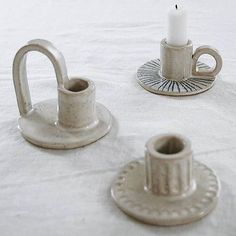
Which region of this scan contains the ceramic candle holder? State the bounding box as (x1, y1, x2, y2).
(137, 38, 223, 96)
(13, 39, 112, 149)
(111, 134, 220, 226)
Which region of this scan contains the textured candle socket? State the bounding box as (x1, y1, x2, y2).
(111, 134, 220, 226)
(145, 134, 192, 196)
(13, 39, 112, 149)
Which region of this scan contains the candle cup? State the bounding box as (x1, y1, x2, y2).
(160, 38, 222, 81)
(145, 134, 193, 196)
(160, 39, 193, 81)
(58, 78, 98, 130)
(111, 133, 220, 225)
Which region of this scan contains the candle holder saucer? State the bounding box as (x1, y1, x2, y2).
(13, 39, 112, 149)
(111, 134, 220, 226)
(137, 59, 216, 96)
(18, 99, 112, 149)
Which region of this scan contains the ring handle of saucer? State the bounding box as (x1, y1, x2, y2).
(192, 45, 222, 77)
(12, 39, 68, 116)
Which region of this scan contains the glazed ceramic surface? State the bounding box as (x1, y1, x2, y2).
(1, 1, 236, 235)
(160, 39, 222, 81)
(111, 134, 220, 226)
(137, 39, 222, 96)
(137, 59, 216, 96)
(13, 39, 112, 149)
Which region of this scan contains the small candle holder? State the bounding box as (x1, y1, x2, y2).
(13, 39, 112, 149)
(111, 134, 220, 226)
(137, 38, 223, 96)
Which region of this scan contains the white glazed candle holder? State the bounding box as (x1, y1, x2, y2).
(111, 134, 220, 226)
(13, 39, 112, 149)
(137, 38, 223, 96)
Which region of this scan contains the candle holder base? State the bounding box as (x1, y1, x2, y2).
(111, 159, 219, 226)
(18, 99, 112, 149)
(137, 59, 216, 96)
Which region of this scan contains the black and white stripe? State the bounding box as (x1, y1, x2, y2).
(137, 59, 215, 96)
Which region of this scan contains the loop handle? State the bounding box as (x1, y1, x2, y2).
(13, 39, 68, 115)
(192, 45, 222, 77)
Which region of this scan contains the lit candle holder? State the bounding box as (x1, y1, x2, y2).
(136, 5, 223, 96)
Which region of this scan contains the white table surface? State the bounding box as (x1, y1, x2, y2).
(0, 0, 236, 235)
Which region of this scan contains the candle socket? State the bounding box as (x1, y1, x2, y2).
(58, 78, 98, 130)
(145, 134, 193, 196)
(160, 39, 193, 81)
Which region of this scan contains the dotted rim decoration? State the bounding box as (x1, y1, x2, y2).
(137, 59, 216, 96)
(111, 160, 220, 226)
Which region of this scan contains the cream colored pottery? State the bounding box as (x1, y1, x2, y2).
(137, 39, 222, 96)
(111, 134, 220, 226)
(13, 39, 112, 149)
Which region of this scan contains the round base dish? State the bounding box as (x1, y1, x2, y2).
(111, 159, 220, 226)
(18, 99, 112, 149)
(137, 59, 216, 96)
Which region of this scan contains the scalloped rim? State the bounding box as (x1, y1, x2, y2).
(111, 160, 220, 226)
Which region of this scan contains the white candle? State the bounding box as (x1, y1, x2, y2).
(167, 5, 188, 46)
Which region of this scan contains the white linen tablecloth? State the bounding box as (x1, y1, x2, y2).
(0, 0, 236, 235)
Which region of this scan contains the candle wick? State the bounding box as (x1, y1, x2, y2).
(175, 4, 178, 10)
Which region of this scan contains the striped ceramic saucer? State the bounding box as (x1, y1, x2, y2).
(137, 59, 216, 96)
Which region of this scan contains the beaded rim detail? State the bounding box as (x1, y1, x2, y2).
(111, 160, 220, 226)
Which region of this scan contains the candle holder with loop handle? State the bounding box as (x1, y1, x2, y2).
(13, 39, 112, 149)
(137, 38, 223, 96)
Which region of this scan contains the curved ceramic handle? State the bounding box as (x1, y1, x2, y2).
(192, 46, 222, 77)
(13, 39, 68, 115)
